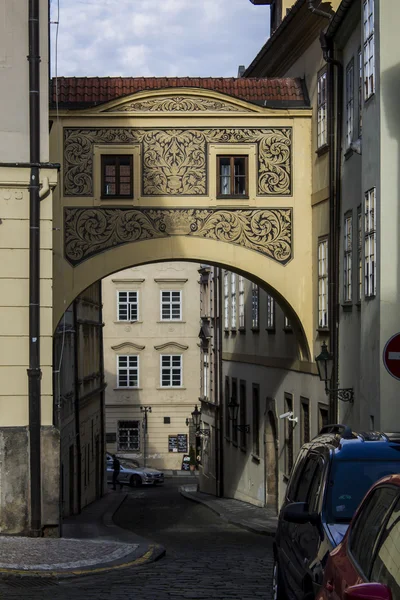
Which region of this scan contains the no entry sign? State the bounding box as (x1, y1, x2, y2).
(383, 333, 400, 380)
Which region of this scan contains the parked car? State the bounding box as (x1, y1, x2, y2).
(273, 425, 400, 600)
(106, 453, 164, 487)
(317, 473, 400, 600)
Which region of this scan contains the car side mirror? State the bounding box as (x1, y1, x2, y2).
(282, 502, 319, 525)
(345, 583, 392, 600)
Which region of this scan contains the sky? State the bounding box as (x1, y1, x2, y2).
(50, 0, 270, 78)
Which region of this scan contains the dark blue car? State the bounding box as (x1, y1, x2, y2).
(273, 425, 400, 600)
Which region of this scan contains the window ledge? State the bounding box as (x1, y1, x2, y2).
(232, 442, 239, 448)
(356, 301, 361, 312)
(365, 294, 376, 301)
(265, 327, 276, 334)
(316, 327, 330, 334)
(157, 387, 186, 390)
(230, 327, 237, 334)
(342, 303, 353, 312)
(114, 320, 143, 325)
(238, 327, 246, 333)
(216, 195, 249, 201)
(344, 147, 354, 160)
(316, 144, 329, 157)
(224, 436, 231, 443)
(157, 320, 185, 324)
(251, 453, 261, 464)
(114, 387, 142, 391)
(283, 474, 290, 483)
(283, 328, 293, 334)
(251, 327, 260, 333)
(240, 446, 247, 454)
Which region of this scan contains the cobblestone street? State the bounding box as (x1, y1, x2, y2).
(0, 479, 274, 599)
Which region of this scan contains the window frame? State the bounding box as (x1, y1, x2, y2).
(160, 290, 182, 321)
(160, 354, 183, 388)
(117, 420, 140, 452)
(266, 294, 275, 331)
(358, 47, 363, 136)
(238, 275, 245, 329)
(344, 212, 353, 303)
(363, 0, 375, 101)
(117, 354, 139, 388)
(224, 271, 229, 330)
(117, 290, 139, 322)
(318, 237, 329, 328)
(284, 393, 294, 477)
(202, 351, 209, 400)
(217, 155, 249, 199)
(251, 282, 259, 330)
(101, 154, 133, 200)
(231, 378, 238, 445)
(346, 58, 355, 149)
(300, 397, 310, 445)
(230, 272, 237, 330)
(357, 205, 363, 303)
(317, 69, 328, 149)
(364, 188, 376, 298)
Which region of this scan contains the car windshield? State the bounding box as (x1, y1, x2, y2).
(326, 460, 400, 523)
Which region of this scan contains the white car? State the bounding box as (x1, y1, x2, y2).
(106, 453, 164, 487)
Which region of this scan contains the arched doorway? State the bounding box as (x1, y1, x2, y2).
(265, 410, 278, 513)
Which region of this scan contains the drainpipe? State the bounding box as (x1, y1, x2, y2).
(217, 267, 224, 497)
(320, 32, 343, 423)
(28, 0, 42, 537)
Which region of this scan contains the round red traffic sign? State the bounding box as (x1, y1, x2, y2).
(383, 333, 400, 380)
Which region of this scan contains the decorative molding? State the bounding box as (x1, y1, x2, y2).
(154, 278, 188, 284)
(111, 278, 145, 283)
(154, 342, 189, 351)
(64, 207, 292, 266)
(111, 342, 145, 352)
(63, 127, 292, 197)
(106, 95, 248, 113)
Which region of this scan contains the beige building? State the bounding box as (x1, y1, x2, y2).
(0, 0, 59, 534)
(102, 262, 201, 470)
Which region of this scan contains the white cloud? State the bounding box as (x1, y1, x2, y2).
(50, 0, 270, 78)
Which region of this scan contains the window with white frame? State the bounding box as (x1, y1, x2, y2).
(358, 47, 363, 135)
(230, 272, 237, 329)
(117, 290, 138, 321)
(117, 355, 139, 388)
(266, 294, 275, 330)
(317, 69, 327, 148)
(161, 354, 182, 387)
(363, 0, 375, 100)
(357, 205, 362, 302)
(346, 59, 354, 148)
(318, 238, 328, 328)
(284, 316, 292, 330)
(117, 420, 140, 451)
(344, 214, 353, 302)
(364, 188, 376, 297)
(251, 282, 259, 329)
(224, 271, 229, 330)
(203, 352, 209, 399)
(161, 290, 181, 320)
(238, 275, 245, 328)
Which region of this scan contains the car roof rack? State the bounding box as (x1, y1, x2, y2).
(319, 423, 354, 439)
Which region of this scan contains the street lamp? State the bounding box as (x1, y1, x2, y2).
(140, 406, 152, 466)
(191, 405, 210, 436)
(315, 342, 354, 403)
(227, 398, 250, 433)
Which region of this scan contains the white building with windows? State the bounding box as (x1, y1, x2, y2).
(102, 262, 201, 470)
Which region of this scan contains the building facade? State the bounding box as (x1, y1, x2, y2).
(102, 262, 201, 470)
(54, 281, 105, 520)
(0, 0, 59, 534)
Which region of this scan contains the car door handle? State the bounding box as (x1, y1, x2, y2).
(325, 581, 334, 593)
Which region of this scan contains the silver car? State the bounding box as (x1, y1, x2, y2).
(106, 454, 164, 487)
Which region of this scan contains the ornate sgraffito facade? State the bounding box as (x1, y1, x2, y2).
(106, 95, 249, 113)
(63, 127, 292, 197)
(64, 207, 292, 266)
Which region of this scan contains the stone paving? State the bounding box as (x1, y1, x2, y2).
(0, 478, 276, 599)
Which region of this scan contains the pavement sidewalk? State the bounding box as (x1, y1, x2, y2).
(180, 484, 278, 536)
(0, 492, 165, 578)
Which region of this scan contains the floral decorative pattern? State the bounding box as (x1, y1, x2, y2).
(107, 96, 247, 113)
(63, 127, 292, 197)
(64, 207, 292, 266)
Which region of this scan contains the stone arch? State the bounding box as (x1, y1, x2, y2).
(54, 234, 313, 361)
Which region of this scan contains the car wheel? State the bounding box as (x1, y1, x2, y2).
(272, 559, 285, 600)
(130, 475, 142, 487)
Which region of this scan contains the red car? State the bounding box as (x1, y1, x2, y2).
(317, 473, 400, 600)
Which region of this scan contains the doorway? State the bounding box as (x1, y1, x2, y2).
(265, 411, 278, 514)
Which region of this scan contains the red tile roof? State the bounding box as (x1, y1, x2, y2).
(51, 76, 307, 107)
